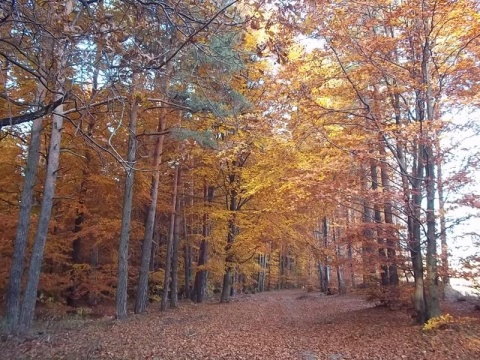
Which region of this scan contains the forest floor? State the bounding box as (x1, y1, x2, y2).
(2, 289, 480, 360)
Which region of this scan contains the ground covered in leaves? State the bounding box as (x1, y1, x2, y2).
(2, 289, 480, 359)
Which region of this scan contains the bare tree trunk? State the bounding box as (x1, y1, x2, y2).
(393, 91, 426, 322)
(361, 166, 376, 287)
(220, 168, 238, 303)
(72, 41, 102, 268)
(314, 220, 326, 292)
(423, 35, 440, 318)
(267, 247, 272, 290)
(193, 182, 213, 303)
(135, 107, 167, 314)
(347, 243, 355, 288)
(17, 9, 73, 327)
(437, 159, 449, 286)
(19, 94, 65, 331)
(322, 217, 329, 293)
(170, 167, 181, 308)
(345, 209, 355, 288)
(116, 74, 139, 320)
(161, 163, 179, 311)
(280, 248, 286, 290)
(220, 216, 236, 303)
(379, 141, 399, 286)
(258, 254, 266, 292)
(419, 27, 441, 320)
(425, 143, 440, 318)
(371, 159, 389, 286)
(334, 225, 345, 294)
(5, 103, 43, 333)
(183, 205, 192, 299)
(412, 137, 428, 323)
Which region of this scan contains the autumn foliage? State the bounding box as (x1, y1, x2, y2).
(1, 0, 480, 337)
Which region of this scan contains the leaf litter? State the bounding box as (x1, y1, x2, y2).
(2, 289, 480, 359)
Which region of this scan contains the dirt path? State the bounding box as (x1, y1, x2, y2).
(2, 290, 480, 359)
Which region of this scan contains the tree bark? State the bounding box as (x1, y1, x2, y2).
(361, 166, 376, 287)
(116, 74, 139, 320)
(425, 143, 440, 318)
(371, 159, 388, 286)
(192, 182, 213, 303)
(5, 110, 43, 333)
(19, 95, 65, 331)
(17, 6, 73, 327)
(161, 163, 179, 311)
(379, 140, 399, 286)
(411, 137, 427, 323)
(170, 167, 182, 309)
(183, 205, 192, 300)
(345, 209, 356, 288)
(71, 40, 103, 294)
(437, 158, 449, 286)
(422, 31, 441, 318)
(334, 225, 345, 294)
(220, 216, 236, 303)
(134, 106, 167, 314)
(322, 216, 329, 294)
(220, 172, 238, 302)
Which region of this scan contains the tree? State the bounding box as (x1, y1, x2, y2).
(116, 72, 139, 320)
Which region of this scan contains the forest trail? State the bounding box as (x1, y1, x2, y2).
(2, 289, 480, 360)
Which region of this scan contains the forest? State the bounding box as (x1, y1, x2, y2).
(1, 0, 480, 358)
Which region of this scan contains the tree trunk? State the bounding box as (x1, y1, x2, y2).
(279, 251, 284, 290)
(421, 28, 441, 318)
(361, 167, 376, 287)
(170, 168, 182, 309)
(334, 225, 345, 294)
(267, 248, 272, 290)
(116, 74, 139, 320)
(411, 137, 428, 323)
(425, 143, 440, 318)
(72, 41, 102, 267)
(161, 163, 179, 311)
(422, 33, 440, 318)
(345, 209, 355, 288)
(183, 208, 192, 300)
(393, 93, 426, 321)
(17, 10, 73, 327)
(257, 254, 266, 292)
(5, 111, 43, 333)
(322, 217, 329, 294)
(134, 107, 167, 314)
(220, 171, 238, 303)
(379, 140, 399, 286)
(19, 94, 65, 331)
(371, 159, 388, 286)
(220, 217, 236, 303)
(370, 159, 390, 286)
(347, 243, 355, 288)
(437, 158, 449, 287)
(192, 182, 213, 303)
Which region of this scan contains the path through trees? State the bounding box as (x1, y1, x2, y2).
(3, 290, 480, 359)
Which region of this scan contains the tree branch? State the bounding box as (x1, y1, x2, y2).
(145, 1, 239, 70)
(0, 93, 68, 128)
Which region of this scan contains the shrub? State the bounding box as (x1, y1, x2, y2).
(423, 314, 454, 331)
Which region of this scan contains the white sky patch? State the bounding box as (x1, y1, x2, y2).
(442, 108, 480, 266)
(296, 35, 324, 53)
